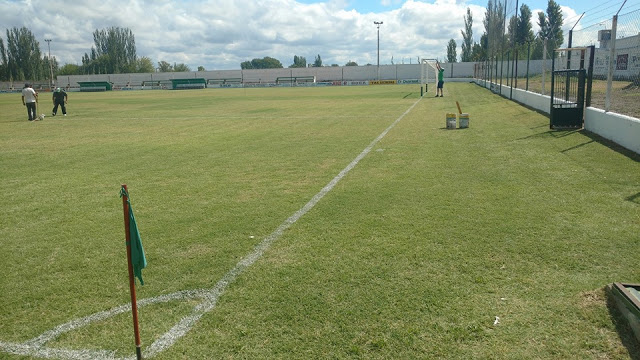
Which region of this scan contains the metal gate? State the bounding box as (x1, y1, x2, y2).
(549, 47, 594, 129)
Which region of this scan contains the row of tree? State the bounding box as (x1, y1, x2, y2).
(241, 54, 328, 69)
(0, 26, 204, 82)
(447, 0, 564, 63)
(0, 27, 58, 82)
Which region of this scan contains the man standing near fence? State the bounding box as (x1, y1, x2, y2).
(52, 87, 68, 116)
(21, 83, 38, 121)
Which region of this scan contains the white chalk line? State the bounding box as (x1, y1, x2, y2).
(0, 97, 422, 360)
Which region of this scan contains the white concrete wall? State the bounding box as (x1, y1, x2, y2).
(584, 108, 640, 154)
(56, 62, 480, 88)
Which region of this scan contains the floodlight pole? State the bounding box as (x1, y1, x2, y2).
(45, 39, 53, 89)
(374, 21, 383, 80)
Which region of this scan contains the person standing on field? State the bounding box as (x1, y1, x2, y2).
(52, 87, 68, 116)
(435, 61, 445, 97)
(21, 83, 38, 121)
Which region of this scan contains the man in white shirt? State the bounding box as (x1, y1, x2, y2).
(21, 83, 38, 121)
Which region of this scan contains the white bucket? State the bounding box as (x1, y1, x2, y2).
(459, 113, 469, 128)
(446, 113, 456, 129)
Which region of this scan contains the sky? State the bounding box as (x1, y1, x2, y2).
(1, 0, 638, 71)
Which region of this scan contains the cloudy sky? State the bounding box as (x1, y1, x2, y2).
(1, 0, 635, 70)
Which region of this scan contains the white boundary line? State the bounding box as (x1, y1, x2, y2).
(0, 97, 422, 360)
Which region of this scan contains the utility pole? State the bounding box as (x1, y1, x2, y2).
(374, 21, 383, 80)
(45, 39, 53, 88)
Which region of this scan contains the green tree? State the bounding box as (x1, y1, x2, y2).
(43, 55, 58, 84)
(173, 63, 190, 72)
(471, 34, 488, 61)
(240, 57, 283, 69)
(90, 27, 137, 73)
(517, 5, 534, 46)
(447, 39, 457, 62)
(538, 0, 564, 51)
(289, 55, 306, 68)
(157, 60, 172, 72)
(136, 56, 154, 73)
(345, 61, 358, 66)
(313, 54, 322, 67)
(0, 37, 6, 80)
(57, 63, 81, 76)
(482, 0, 505, 60)
(3, 27, 44, 81)
(461, 7, 473, 62)
(197, 66, 205, 71)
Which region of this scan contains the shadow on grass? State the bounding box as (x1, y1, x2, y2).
(516, 129, 582, 141)
(626, 192, 640, 205)
(560, 140, 595, 153)
(605, 286, 640, 359)
(579, 130, 640, 162)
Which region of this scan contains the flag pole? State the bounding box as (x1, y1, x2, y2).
(121, 184, 143, 360)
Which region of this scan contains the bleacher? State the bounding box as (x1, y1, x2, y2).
(207, 78, 242, 85)
(171, 78, 207, 89)
(141, 80, 172, 90)
(78, 81, 112, 92)
(275, 76, 316, 84)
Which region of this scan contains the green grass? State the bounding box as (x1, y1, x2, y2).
(1, 84, 639, 359)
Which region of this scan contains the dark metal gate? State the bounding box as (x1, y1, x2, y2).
(549, 47, 594, 129)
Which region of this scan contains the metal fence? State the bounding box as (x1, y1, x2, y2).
(474, 8, 640, 120)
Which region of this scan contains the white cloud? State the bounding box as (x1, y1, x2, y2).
(0, 0, 576, 70)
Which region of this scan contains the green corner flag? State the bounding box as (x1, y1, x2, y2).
(120, 187, 147, 285)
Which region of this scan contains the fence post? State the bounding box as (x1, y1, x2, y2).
(526, 41, 531, 91)
(541, 39, 547, 95)
(606, 14, 618, 111)
(586, 46, 595, 107)
(500, 52, 504, 90)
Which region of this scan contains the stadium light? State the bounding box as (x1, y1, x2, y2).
(45, 39, 53, 88)
(374, 21, 383, 80)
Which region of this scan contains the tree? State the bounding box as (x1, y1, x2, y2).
(240, 57, 283, 69)
(57, 63, 81, 76)
(471, 33, 488, 61)
(173, 63, 190, 72)
(482, 0, 505, 60)
(157, 60, 172, 72)
(0, 37, 6, 80)
(461, 8, 473, 62)
(3, 27, 45, 81)
(537, 0, 563, 94)
(516, 4, 534, 46)
(136, 57, 155, 73)
(90, 27, 137, 73)
(313, 54, 322, 67)
(289, 55, 306, 68)
(345, 61, 358, 66)
(197, 66, 205, 71)
(447, 39, 457, 62)
(540, 0, 564, 51)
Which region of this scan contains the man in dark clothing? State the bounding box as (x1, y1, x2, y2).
(52, 87, 68, 116)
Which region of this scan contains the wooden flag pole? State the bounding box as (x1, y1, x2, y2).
(121, 184, 143, 360)
(455, 101, 463, 115)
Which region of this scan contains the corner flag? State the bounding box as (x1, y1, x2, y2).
(120, 184, 146, 360)
(120, 186, 147, 284)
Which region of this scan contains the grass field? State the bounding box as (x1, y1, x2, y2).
(1, 83, 639, 359)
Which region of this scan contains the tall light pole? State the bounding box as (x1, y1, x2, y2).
(374, 21, 383, 80)
(44, 39, 53, 88)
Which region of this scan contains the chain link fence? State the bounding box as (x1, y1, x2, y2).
(474, 7, 640, 119)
